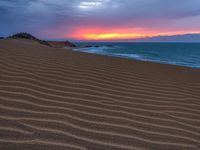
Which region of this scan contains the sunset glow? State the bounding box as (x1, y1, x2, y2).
(84, 33, 146, 40)
(1, 0, 200, 41)
(68, 26, 200, 41)
(69, 27, 155, 40)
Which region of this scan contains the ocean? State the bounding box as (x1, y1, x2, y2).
(74, 42, 200, 68)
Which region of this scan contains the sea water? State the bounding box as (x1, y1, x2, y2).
(75, 42, 200, 68)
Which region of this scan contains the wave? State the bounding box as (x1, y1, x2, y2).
(75, 46, 146, 61)
(74, 44, 200, 68)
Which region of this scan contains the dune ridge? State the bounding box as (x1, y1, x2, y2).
(0, 39, 200, 150)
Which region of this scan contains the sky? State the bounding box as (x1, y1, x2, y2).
(0, 0, 200, 41)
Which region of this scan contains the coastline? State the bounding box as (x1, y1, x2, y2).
(0, 39, 200, 150)
(73, 43, 200, 69)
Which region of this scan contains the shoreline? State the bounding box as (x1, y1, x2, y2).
(72, 45, 200, 69)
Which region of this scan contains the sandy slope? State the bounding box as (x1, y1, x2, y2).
(0, 39, 200, 150)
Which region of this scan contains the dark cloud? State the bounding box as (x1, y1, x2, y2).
(0, 0, 200, 39)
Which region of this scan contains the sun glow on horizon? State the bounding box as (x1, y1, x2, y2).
(66, 26, 200, 41)
(84, 33, 146, 40)
(69, 27, 152, 40)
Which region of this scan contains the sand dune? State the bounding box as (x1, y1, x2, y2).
(0, 39, 200, 150)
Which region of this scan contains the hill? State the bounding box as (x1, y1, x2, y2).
(8, 33, 76, 47)
(48, 41, 76, 48)
(8, 33, 51, 47)
(134, 34, 200, 42)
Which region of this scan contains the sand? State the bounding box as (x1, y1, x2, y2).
(0, 39, 200, 150)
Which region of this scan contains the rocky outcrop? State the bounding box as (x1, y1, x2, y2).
(47, 41, 76, 48)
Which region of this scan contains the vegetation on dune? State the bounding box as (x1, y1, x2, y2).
(8, 32, 52, 47)
(8, 32, 76, 48)
(9, 33, 38, 40)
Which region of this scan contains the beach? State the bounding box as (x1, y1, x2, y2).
(0, 39, 200, 150)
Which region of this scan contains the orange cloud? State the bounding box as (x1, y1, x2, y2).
(84, 33, 146, 40)
(65, 26, 200, 40)
(69, 27, 150, 40)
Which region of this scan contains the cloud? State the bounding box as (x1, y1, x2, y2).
(0, 0, 200, 39)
